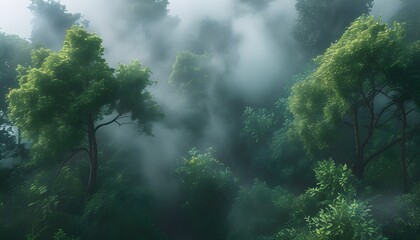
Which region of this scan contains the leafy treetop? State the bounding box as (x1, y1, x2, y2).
(8, 26, 161, 192)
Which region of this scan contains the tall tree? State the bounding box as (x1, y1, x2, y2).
(169, 51, 211, 103)
(29, 0, 82, 51)
(0, 32, 32, 159)
(7, 26, 162, 193)
(294, 0, 373, 56)
(289, 16, 418, 179)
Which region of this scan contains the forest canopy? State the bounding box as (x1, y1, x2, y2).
(0, 0, 419, 239)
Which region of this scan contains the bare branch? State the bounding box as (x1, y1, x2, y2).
(94, 114, 122, 132)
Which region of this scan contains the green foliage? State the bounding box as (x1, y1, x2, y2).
(295, 0, 373, 55)
(28, 183, 59, 221)
(81, 173, 164, 240)
(307, 196, 386, 240)
(273, 227, 317, 240)
(124, 0, 169, 24)
(364, 155, 401, 194)
(385, 183, 420, 239)
(53, 229, 79, 240)
(175, 148, 238, 240)
(0, 32, 32, 112)
(176, 148, 238, 198)
(0, 122, 16, 159)
(306, 159, 357, 201)
(228, 180, 294, 240)
(301, 160, 386, 239)
(0, 32, 32, 160)
(114, 60, 163, 134)
(8, 27, 110, 163)
(7, 26, 161, 166)
(169, 51, 211, 101)
(241, 107, 277, 144)
(289, 16, 408, 154)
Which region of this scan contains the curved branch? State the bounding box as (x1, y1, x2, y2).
(364, 138, 401, 167)
(374, 102, 395, 127)
(94, 114, 122, 132)
(55, 148, 89, 180)
(364, 126, 420, 167)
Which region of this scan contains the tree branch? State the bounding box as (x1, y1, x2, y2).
(340, 121, 353, 127)
(374, 102, 395, 127)
(94, 114, 122, 132)
(360, 89, 375, 150)
(55, 148, 89, 180)
(364, 138, 401, 167)
(364, 126, 420, 167)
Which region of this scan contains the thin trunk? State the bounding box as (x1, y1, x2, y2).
(352, 106, 364, 178)
(86, 113, 98, 194)
(400, 104, 408, 194)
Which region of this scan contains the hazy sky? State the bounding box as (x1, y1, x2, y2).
(0, 0, 401, 39)
(0, 0, 32, 38)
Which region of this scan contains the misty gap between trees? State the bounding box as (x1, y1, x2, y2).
(0, 0, 420, 239)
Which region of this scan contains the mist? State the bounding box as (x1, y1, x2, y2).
(1, 0, 418, 239)
(0, 0, 404, 201)
(24, 0, 302, 194)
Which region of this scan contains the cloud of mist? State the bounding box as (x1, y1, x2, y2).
(54, 0, 298, 192)
(0, 0, 409, 197)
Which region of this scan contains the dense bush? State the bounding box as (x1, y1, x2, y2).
(228, 180, 294, 240)
(175, 148, 238, 240)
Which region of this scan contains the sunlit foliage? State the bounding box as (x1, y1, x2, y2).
(289, 16, 416, 177)
(8, 26, 161, 192)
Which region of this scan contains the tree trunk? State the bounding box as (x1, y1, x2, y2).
(401, 140, 408, 194)
(352, 154, 365, 179)
(352, 106, 365, 178)
(400, 104, 408, 194)
(86, 113, 98, 194)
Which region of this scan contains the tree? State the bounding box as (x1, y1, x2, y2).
(0, 32, 32, 159)
(294, 0, 373, 56)
(7, 26, 162, 193)
(239, 0, 273, 10)
(169, 51, 211, 103)
(108, 0, 177, 61)
(289, 16, 417, 179)
(0, 32, 32, 113)
(174, 148, 238, 240)
(0, 116, 16, 160)
(168, 51, 213, 136)
(29, 0, 83, 51)
(123, 0, 169, 25)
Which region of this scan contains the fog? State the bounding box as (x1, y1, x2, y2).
(1, 0, 418, 239)
(0, 0, 404, 194)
